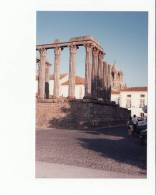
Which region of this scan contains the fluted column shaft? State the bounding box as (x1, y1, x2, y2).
(107, 64, 112, 101)
(85, 44, 92, 97)
(97, 51, 104, 98)
(45, 64, 50, 82)
(68, 45, 77, 98)
(53, 47, 61, 98)
(102, 61, 107, 100)
(91, 47, 99, 98)
(38, 48, 47, 99)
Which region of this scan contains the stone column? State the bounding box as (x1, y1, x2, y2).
(53, 47, 61, 98)
(91, 47, 99, 98)
(97, 51, 104, 98)
(45, 63, 50, 82)
(38, 48, 47, 99)
(68, 44, 77, 98)
(84, 44, 92, 98)
(107, 64, 112, 101)
(45, 63, 50, 99)
(102, 61, 107, 100)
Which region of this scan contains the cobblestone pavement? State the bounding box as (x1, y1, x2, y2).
(36, 127, 147, 178)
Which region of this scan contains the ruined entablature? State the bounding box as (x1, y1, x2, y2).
(36, 35, 104, 52)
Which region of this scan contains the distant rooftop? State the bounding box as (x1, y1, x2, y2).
(121, 87, 147, 92)
(62, 76, 85, 85)
(111, 90, 120, 94)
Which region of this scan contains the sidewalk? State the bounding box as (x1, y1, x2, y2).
(36, 161, 145, 178)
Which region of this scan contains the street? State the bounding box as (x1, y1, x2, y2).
(36, 126, 146, 178)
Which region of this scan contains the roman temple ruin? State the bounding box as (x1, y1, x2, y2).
(36, 36, 112, 101)
(36, 36, 130, 129)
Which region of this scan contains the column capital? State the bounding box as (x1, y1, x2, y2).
(69, 44, 77, 54)
(39, 48, 47, 57)
(84, 42, 94, 49)
(92, 47, 99, 56)
(98, 51, 105, 59)
(85, 43, 93, 53)
(54, 47, 61, 55)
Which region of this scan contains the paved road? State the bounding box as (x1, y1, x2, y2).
(36, 127, 146, 178)
(36, 161, 144, 178)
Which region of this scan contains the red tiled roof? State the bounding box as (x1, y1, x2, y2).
(111, 90, 120, 94)
(62, 76, 85, 85)
(121, 87, 147, 92)
(111, 88, 121, 94)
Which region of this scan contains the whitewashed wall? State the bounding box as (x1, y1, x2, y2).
(111, 93, 120, 104)
(36, 77, 85, 99)
(120, 91, 147, 117)
(60, 85, 68, 97)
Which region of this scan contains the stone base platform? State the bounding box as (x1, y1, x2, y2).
(36, 98, 130, 129)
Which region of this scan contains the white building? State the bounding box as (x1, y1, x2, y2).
(60, 75, 85, 99)
(36, 73, 85, 99)
(111, 91, 120, 105)
(111, 87, 148, 117)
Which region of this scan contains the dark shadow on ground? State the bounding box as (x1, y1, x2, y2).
(81, 126, 128, 137)
(78, 136, 147, 170)
(36, 127, 147, 172)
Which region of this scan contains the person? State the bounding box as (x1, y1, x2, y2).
(132, 114, 138, 134)
(127, 116, 134, 135)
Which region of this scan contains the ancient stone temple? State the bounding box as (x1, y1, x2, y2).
(36, 36, 130, 129)
(36, 36, 110, 100)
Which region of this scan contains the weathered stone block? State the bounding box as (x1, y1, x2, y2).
(36, 99, 130, 129)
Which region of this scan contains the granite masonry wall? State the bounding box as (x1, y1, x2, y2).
(36, 99, 130, 129)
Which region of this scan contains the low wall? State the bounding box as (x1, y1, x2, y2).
(36, 99, 130, 129)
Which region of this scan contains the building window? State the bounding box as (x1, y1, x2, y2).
(126, 99, 131, 108)
(140, 99, 145, 108)
(140, 94, 145, 97)
(127, 94, 131, 97)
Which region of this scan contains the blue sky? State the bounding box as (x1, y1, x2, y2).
(36, 11, 148, 87)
